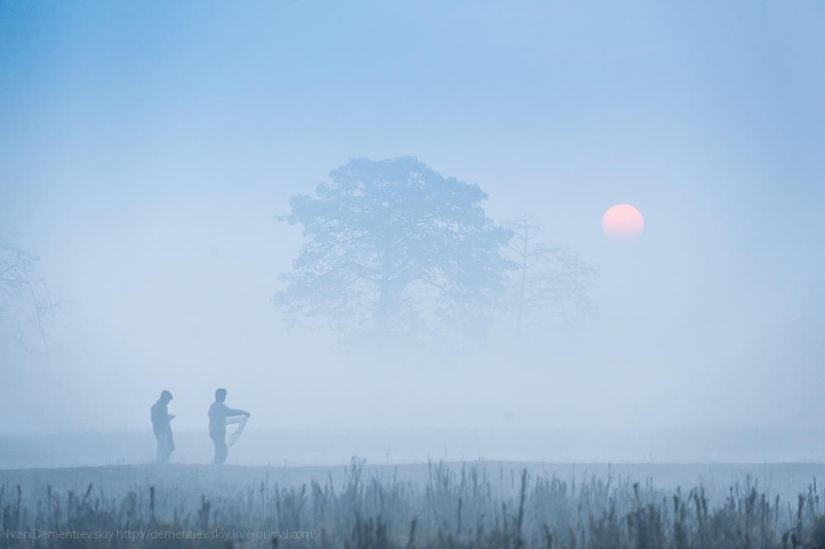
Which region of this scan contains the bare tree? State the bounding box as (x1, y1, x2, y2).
(0, 243, 66, 358)
(502, 216, 597, 340)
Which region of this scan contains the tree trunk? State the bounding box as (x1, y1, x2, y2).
(516, 223, 528, 342)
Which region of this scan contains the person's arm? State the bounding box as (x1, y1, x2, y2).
(151, 406, 162, 425)
(226, 408, 250, 417)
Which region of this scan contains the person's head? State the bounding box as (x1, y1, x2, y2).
(215, 388, 227, 402)
(160, 390, 173, 402)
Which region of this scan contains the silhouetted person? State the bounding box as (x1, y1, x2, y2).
(208, 388, 249, 465)
(151, 390, 175, 463)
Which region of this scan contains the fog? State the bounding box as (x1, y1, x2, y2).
(1, 1, 823, 464)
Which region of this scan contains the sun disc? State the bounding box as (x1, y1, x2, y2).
(602, 204, 644, 241)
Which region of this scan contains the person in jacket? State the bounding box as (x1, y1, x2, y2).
(208, 388, 249, 464)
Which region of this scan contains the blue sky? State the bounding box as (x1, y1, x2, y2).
(1, 1, 823, 439)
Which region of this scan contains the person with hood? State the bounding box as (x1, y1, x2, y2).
(150, 390, 175, 463)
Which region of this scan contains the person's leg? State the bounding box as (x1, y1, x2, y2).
(216, 432, 228, 464)
(155, 433, 164, 464)
(216, 437, 228, 464)
(159, 432, 173, 463)
(210, 432, 219, 464)
(167, 431, 175, 461)
(211, 431, 228, 464)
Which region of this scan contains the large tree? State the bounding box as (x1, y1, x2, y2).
(273, 157, 515, 344)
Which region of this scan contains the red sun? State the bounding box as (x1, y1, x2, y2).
(602, 204, 644, 241)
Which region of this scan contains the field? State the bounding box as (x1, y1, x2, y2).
(3, 461, 825, 548)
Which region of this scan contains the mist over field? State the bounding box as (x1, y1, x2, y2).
(1, 0, 824, 469)
(4, 3, 825, 548)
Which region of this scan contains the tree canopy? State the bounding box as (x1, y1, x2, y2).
(273, 157, 515, 345)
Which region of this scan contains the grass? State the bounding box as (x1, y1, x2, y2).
(2, 460, 825, 548)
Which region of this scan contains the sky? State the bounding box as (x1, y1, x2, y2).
(0, 1, 823, 446)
